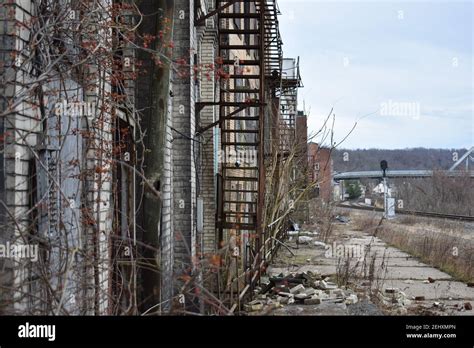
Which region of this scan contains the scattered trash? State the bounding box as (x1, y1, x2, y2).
(335, 215, 350, 223)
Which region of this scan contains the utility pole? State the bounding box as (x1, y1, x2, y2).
(381, 160, 388, 218)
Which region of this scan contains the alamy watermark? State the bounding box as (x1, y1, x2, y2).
(0, 242, 38, 262)
(54, 100, 96, 118)
(218, 148, 258, 167)
(325, 242, 365, 261)
(380, 99, 420, 120)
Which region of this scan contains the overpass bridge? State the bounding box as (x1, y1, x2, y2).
(333, 169, 474, 181)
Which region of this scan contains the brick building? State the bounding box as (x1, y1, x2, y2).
(0, 0, 305, 315)
(308, 142, 333, 203)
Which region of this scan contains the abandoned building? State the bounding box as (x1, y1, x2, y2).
(0, 0, 313, 315)
(308, 142, 333, 203)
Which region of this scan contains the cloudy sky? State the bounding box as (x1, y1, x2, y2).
(278, 0, 473, 149)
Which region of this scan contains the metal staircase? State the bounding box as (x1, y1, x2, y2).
(215, 0, 266, 307)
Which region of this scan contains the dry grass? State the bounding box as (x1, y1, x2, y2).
(335, 239, 388, 296)
(378, 224, 474, 283)
(351, 213, 381, 234)
(306, 199, 335, 242)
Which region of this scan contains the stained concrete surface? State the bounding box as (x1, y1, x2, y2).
(266, 219, 474, 316)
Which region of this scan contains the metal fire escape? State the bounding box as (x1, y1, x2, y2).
(217, 1, 264, 309)
(195, 0, 282, 311)
(279, 57, 302, 155)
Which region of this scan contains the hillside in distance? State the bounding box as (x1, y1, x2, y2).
(332, 148, 469, 172)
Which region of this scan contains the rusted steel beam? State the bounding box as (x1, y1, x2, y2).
(194, 0, 239, 26)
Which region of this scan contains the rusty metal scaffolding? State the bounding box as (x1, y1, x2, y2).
(195, 0, 283, 312)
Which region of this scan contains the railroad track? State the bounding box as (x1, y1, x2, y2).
(337, 203, 474, 222)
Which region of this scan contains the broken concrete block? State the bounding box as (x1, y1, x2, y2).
(298, 236, 313, 244)
(277, 296, 295, 305)
(294, 293, 310, 300)
(314, 241, 327, 248)
(464, 302, 472, 310)
(345, 294, 358, 305)
(305, 288, 316, 296)
(319, 280, 337, 290)
(272, 284, 290, 294)
(277, 292, 294, 298)
(322, 298, 344, 304)
(244, 301, 264, 312)
(304, 297, 321, 305)
(289, 284, 305, 294)
(333, 289, 344, 297)
(303, 271, 321, 282)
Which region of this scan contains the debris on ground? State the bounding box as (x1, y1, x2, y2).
(313, 241, 327, 248)
(244, 270, 360, 314)
(297, 236, 313, 244)
(288, 230, 318, 237)
(288, 220, 300, 232)
(335, 215, 350, 223)
(464, 302, 472, 310)
(377, 288, 412, 309)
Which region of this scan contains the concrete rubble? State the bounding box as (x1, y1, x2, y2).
(244, 270, 360, 313)
(378, 287, 412, 308)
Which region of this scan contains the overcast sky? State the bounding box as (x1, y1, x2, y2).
(278, 0, 473, 149)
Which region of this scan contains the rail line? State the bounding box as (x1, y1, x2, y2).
(337, 203, 474, 222)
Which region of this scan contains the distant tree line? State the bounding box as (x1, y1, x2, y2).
(333, 148, 468, 172)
